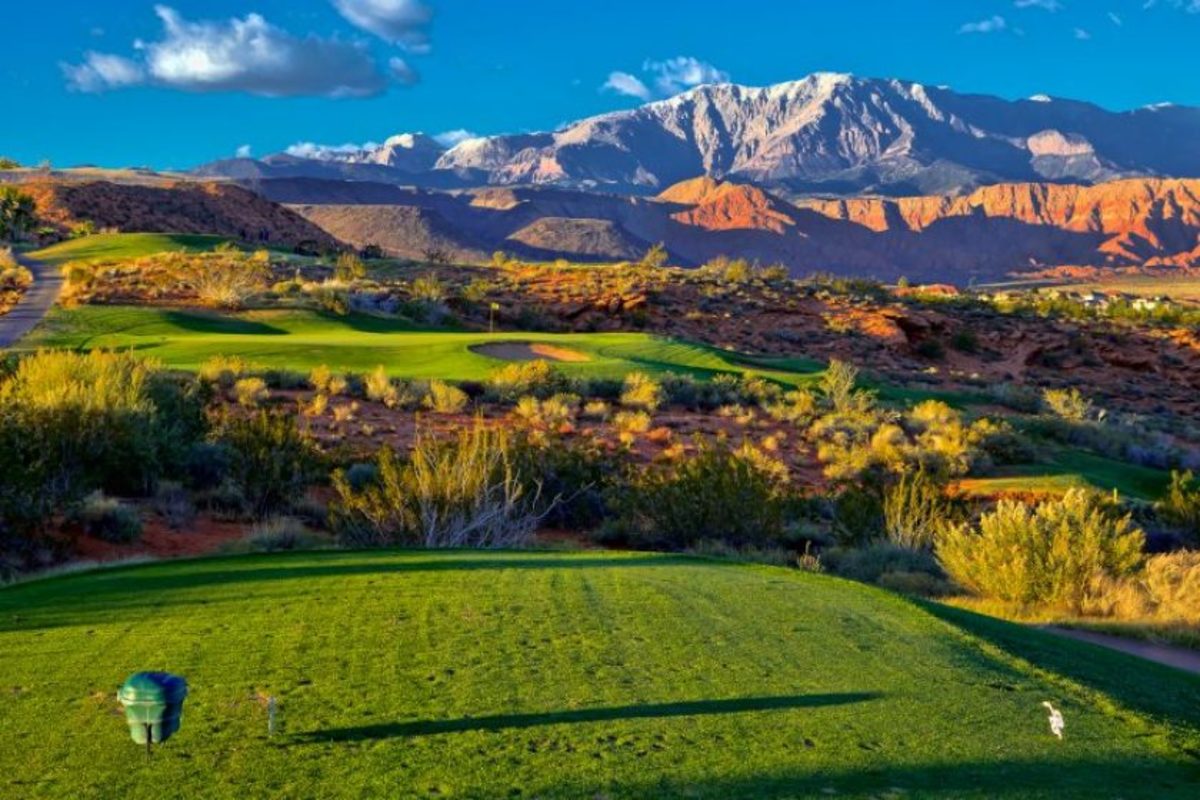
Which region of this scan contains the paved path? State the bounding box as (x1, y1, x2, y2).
(1043, 626, 1200, 675)
(0, 253, 60, 348)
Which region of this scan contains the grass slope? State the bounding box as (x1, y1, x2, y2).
(955, 449, 1171, 501)
(1, 551, 1198, 799)
(29, 233, 230, 266)
(21, 305, 825, 384)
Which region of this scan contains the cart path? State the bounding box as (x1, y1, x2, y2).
(1043, 626, 1200, 675)
(0, 253, 59, 348)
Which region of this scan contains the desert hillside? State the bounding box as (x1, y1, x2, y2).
(280, 175, 1200, 282)
(19, 180, 341, 250)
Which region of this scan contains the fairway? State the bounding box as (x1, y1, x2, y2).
(1, 551, 1198, 799)
(29, 233, 230, 266)
(21, 305, 825, 384)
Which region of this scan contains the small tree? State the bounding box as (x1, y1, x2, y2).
(640, 242, 669, 270)
(0, 157, 20, 170)
(0, 187, 36, 241)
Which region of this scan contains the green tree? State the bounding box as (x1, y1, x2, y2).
(0, 157, 20, 170)
(0, 187, 36, 241)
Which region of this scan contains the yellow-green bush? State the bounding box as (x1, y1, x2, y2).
(937, 489, 1144, 611)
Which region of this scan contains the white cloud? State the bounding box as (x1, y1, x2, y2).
(1144, 1, 1200, 12)
(236, 145, 252, 158)
(958, 15, 1009, 34)
(1014, 0, 1063, 10)
(387, 57, 419, 86)
(1109, 11, 1124, 25)
(1074, 27, 1092, 39)
(331, 0, 432, 51)
(601, 57, 729, 102)
(63, 52, 144, 92)
(285, 141, 377, 159)
(63, 5, 408, 97)
(434, 129, 476, 148)
(602, 71, 651, 100)
(644, 57, 730, 96)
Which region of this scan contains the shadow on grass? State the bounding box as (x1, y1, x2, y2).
(293, 693, 880, 742)
(917, 600, 1200, 746)
(160, 310, 286, 336)
(548, 756, 1200, 800)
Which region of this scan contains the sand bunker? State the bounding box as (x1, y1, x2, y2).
(472, 342, 592, 363)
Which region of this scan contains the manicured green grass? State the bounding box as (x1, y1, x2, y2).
(954, 450, 1171, 501)
(1, 551, 1197, 799)
(21, 305, 826, 384)
(29, 233, 230, 265)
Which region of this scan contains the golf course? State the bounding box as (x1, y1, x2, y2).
(20, 305, 826, 384)
(1, 551, 1198, 799)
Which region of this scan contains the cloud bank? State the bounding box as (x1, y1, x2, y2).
(63, 5, 417, 97)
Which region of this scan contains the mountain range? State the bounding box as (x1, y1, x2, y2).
(198, 73, 1200, 197)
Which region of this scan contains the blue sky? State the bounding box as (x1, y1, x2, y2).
(3, 0, 1200, 168)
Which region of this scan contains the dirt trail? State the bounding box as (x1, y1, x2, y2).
(1043, 626, 1200, 675)
(0, 254, 60, 348)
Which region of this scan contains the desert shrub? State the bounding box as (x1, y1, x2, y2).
(153, 481, 195, 530)
(820, 359, 863, 415)
(411, 272, 446, 302)
(233, 377, 269, 408)
(831, 485, 884, 546)
(0, 351, 204, 505)
(612, 410, 652, 445)
(192, 253, 268, 308)
(513, 393, 577, 437)
(334, 251, 366, 282)
(581, 400, 610, 421)
(73, 492, 142, 543)
(605, 439, 785, 549)
(424, 380, 468, 414)
(1140, 551, 1200, 621)
(343, 462, 379, 492)
(512, 434, 622, 529)
(198, 355, 255, 389)
(950, 328, 978, 354)
(1042, 387, 1094, 422)
(936, 489, 1144, 611)
(331, 423, 544, 548)
(245, 517, 326, 553)
(823, 542, 943, 586)
(212, 411, 324, 519)
(183, 442, 232, 490)
(882, 471, 952, 551)
(487, 360, 568, 402)
(765, 389, 819, 424)
(620, 371, 663, 412)
(364, 366, 399, 407)
(308, 364, 347, 396)
(986, 382, 1041, 413)
(967, 417, 1037, 466)
(1156, 470, 1200, 544)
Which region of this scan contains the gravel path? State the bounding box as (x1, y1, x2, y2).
(0, 253, 59, 348)
(1044, 626, 1200, 675)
